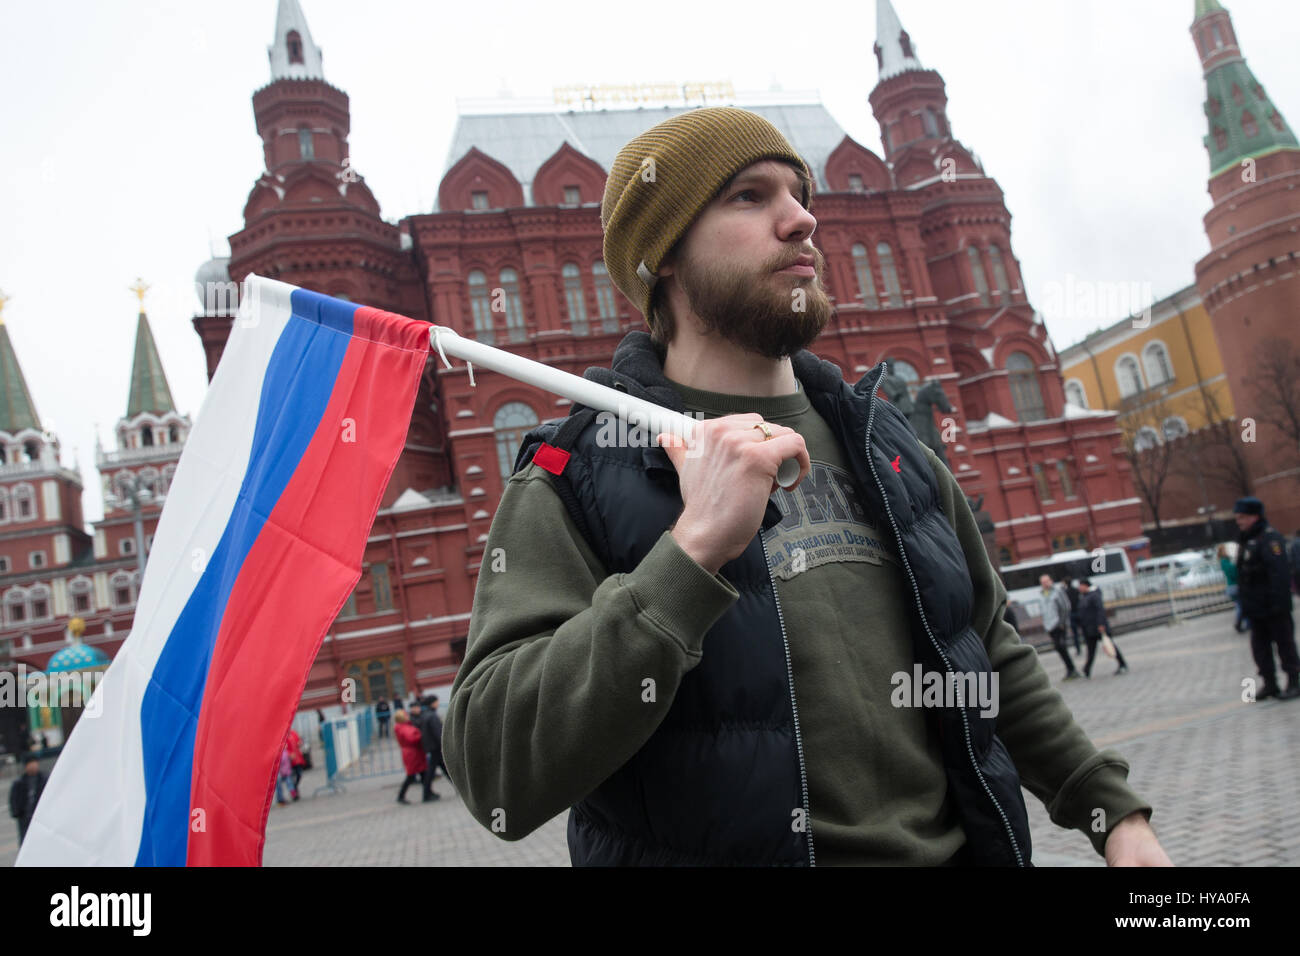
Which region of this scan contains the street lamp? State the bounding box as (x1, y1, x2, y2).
(104, 473, 165, 573)
(1198, 504, 1217, 545)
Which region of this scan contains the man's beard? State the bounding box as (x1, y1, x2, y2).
(675, 247, 833, 359)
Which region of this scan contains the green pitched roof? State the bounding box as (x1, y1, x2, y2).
(1203, 61, 1299, 177)
(126, 312, 176, 417)
(0, 322, 41, 433)
(1193, 0, 1224, 21)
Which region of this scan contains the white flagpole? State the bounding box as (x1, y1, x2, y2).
(429, 326, 800, 488)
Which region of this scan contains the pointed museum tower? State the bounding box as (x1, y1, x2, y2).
(94, 282, 191, 566)
(217, 0, 428, 378)
(1190, 0, 1300, 492)
(0, 293, 91, 585)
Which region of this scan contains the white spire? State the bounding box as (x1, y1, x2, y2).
(268, 0, 324, 81)
(875, 0, 924, 81)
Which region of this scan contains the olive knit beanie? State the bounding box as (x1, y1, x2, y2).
(600, 107, 812, 324)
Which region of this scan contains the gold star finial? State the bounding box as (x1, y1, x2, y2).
(129, 278, 150, 311)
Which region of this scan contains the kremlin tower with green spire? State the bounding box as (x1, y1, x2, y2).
(1191, 0, 1300, 506)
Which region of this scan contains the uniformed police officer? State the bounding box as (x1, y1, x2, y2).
(1234, 496, 1300, 701)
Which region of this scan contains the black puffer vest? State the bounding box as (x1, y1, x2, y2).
(514, 332, 1032, 866)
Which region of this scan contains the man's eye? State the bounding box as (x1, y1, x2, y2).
(733, 189, 759, 202)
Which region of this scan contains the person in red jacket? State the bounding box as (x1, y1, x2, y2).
(393, 710, 427, 804)
(285, 728, 306, 799)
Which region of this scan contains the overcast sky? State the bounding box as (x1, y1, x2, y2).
(2, 0, 1296, 525)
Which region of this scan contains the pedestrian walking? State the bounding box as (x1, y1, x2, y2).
(1077, 578, 1128, 678)
(1040, 573, 1080, 679)
(1065, 577, 1084, 654)
(393, 710, 427, 804)
(375, 698, 391, 738)
(1234, 497, 1300, 701)
(416, 695, 451, 797)
(285, 727, 306, 798)
(8, 755, 46, 845)
(274, 745, 295, 806)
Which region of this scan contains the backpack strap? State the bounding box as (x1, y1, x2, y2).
(511, 404, 606, 560)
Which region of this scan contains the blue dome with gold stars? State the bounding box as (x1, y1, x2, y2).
(46, 641, 109, 673)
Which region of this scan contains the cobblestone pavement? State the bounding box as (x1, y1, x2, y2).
(3, 608, 1294, 867)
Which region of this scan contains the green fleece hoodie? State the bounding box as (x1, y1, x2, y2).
(443, 377, 1153, 864)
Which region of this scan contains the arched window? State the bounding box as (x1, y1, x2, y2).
(12, 483, 34, 521)
(592, 262, 619, 332)
(1162, 416, 1189, 441)
(888, 359, 920, 399)
(967, 246, 990, 306)
(562, 263, 589, 336)
(1134, 426, 1160, 452)
(110, 571, 136, 608)
(112, 471, 134, 505)
(1064, 380, 1088, 409)
(1116, 355, 1144, 398)
(1242, 111, 1259, 137)
(494, 402, 539, 480)
(1056, 461, 1075, 499)
(1142, 342, 1174, 386)
(22, 440, 38, 462)
(138, 468, 158, 496)
(168, 424, 179, 443)
(1213, 25, 1224, 49)
(141, 427, 154, 447)
(987, 245, 1011, 295)
(851, 244, 878, 309)
(28, 584, 50, 622)
(1007, 352, 1046, 422)
(297, 128, 314, 160)
(467, 270, 494, 344)
(4, 587, 27, 624)
(1032, 463, 1052, 502)
(69, 576, 92, 614)
(922, 108, 939, 138)
(286, 30, 304, 64)
(877, 242, 902, 302)
(371, 563, 392, 612)
(499, 268, 526, 343)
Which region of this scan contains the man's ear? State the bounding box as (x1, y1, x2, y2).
(657, 247, 676, 279)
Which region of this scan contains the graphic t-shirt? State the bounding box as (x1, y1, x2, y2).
(666, 377, 965, 865)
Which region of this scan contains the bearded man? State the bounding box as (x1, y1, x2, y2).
(443, 107, 1168, 867)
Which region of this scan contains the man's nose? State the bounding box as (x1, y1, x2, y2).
(778, 193, 817, 241)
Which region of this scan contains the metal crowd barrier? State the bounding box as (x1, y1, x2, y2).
(312, 706, 406, 795)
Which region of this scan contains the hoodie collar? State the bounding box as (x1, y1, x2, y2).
(593, 330, 877, 407)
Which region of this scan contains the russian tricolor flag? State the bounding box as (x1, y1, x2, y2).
(17, 277, 430, 866)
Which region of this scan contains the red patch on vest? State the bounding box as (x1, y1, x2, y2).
(891, 454, 901, 473)
(533, 443, 571, 475)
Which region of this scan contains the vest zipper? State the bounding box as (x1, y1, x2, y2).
(860, 365, 1027, 867)
(761, 532, 816, 866)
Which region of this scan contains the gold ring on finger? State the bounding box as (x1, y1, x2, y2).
(752, 422, 774, 440)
